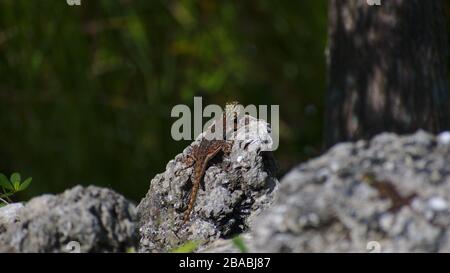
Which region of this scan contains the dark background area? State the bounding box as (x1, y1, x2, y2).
(0, 0, 448, 202)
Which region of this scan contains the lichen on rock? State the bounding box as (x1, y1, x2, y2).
(253, 130, 450, 253)
(0, 186, 138, 253)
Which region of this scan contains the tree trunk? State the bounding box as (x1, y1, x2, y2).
(325, 0, 449, 148)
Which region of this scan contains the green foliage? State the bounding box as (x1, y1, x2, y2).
(170, 240, 200, 253)
(231, 235, 248, 253)
(7, 0, 435, 201)
(169, 236, 248, 253)
(0, 172, 32, 205)
(126, 247, 136, 253)
(0, 1, 328, 201)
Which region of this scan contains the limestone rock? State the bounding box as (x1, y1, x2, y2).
(137, 113, 278, 252)
(254, 131, 450, 252)
(0, 186, 137, 253)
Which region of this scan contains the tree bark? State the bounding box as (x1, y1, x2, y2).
(325, 0, 449, 148)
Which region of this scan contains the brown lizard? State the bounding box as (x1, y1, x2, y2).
(182, 139, 233, 224)
(181, 102, 239, 225)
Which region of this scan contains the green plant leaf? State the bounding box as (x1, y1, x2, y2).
(0, 191, 15, 198)
(10, 173, 21, 190)
(126, 247, 136, 253)
(232, 236, 248, 253)
(18, 177, 32, 191)
(0, 173, 13, 191)
(170, 241, 200, 253)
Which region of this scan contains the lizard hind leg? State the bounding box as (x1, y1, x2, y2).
(182, 154, 195, 168)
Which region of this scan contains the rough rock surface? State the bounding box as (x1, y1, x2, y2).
(0, 203, 23, 234)
(0, 186, 137, 253)
(253, 131, 450, 252)
(137, 112, 278, 252)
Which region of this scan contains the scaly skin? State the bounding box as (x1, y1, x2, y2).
(182, 139, 232, 224)
(181, 101, 238, 225)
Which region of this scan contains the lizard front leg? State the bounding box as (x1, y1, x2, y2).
(182, 145, 198, 168)
(221, 141, 233, 154)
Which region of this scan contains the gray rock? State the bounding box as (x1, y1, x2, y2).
(0, 186, 137, 253)
(137, 112, 278, 252)
(253, 130, 450, 252)
(0, 203, 24, 234)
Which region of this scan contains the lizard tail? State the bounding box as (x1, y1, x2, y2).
(183, 182, 200, 224)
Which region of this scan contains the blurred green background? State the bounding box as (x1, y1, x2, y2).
(0, 0, 448, 202)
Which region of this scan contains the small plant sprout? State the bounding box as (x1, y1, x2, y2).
(232, 235, 249, 253)
(0, 172, 32, 205)
(170, 240, 200, 253)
